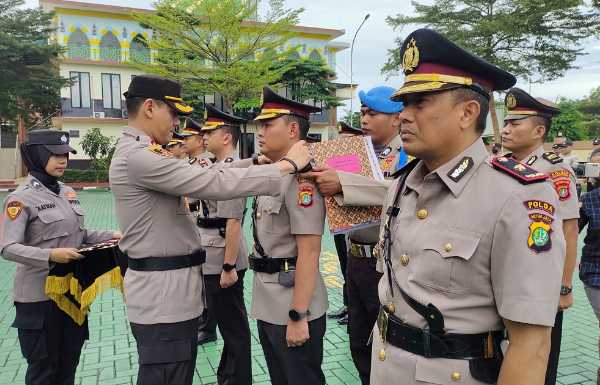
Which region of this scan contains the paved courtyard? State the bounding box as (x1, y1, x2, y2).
(0, 189, 598, 385)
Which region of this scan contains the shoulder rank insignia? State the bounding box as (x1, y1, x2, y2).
(491, 156, 547, 184)
(447, 157, 474, 183)
(6, 201, 23, 220)
(526, 155, 538, 166)
(542, 152, 563, 164)
(148, 144, 172, 158)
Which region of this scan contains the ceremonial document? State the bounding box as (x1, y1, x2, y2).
(308, 136, 384, 234)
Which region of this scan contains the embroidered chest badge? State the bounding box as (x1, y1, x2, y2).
(6, 201, 23, 220)
(380, 156, 395, 172)
(550, 169, 571, 201)
(298, 184, 314, 208)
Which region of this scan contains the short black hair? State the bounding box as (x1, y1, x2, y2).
(283, 114, 310, 139)
(451, 88, 489, 134)
(125, 97, 165, 117)
(220, 126, 241, 147)
(531, 115, 552, 140)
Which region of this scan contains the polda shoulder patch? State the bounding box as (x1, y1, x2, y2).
(491, 156, 547, 184)
(542, 152, 563, 164)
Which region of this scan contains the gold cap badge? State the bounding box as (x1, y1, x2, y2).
(402, 38, 420, 74)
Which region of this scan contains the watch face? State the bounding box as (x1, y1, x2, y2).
(289, 309, 300, 321)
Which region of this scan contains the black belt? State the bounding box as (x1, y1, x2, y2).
(128, 249, 206, 272)
(196, 217, 227, 229)
(378, 306, 503, 359)
(249, 255, 296, 274)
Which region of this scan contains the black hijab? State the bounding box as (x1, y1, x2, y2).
(20, 143, 62, 195)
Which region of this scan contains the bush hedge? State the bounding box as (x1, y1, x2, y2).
(61, 169, 109, 183)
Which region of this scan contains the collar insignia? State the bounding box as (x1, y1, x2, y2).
(447, 157, 474, 182)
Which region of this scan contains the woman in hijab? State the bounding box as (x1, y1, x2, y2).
(0, 129, 120, 385)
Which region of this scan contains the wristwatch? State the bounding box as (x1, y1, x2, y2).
(222, 263, 236, 272)
(560, 285, 573, 296)
(289, 309, 311, 322)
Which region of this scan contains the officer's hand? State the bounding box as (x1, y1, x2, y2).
(559, 292, 573, 311)
(286, 319, 309, 348)
(220, 269, 238, 288)
(49, 248, 83, 264)
(303, 165, 342, 196)
(257, 155, 272, 165)
(113, 231, 122, 240)
(284, 140, 311, 171)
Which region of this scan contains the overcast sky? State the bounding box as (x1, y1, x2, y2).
(25, 0, 600, 115)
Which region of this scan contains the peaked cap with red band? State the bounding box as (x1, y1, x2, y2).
(391, 29, 516, 101)
(504, 87, 561, 122)
(201, 104, 246, 131)
(254, 86, 322, 121)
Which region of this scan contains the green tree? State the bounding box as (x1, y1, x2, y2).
(383, 0, 600, 83)
(269, 57, 341, 109)
(342, 110, 361, 128)
(547, 99, 586, 141)
(132, 0, 303, 112)
(0, 0, 68, 126)
(578, 86, 600, 139)
(80, 128, 116, 182)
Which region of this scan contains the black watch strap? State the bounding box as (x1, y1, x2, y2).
(223, 263, 236, 272)
(289, 309, 310, 321)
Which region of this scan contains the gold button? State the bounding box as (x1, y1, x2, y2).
(388, 303, 395, 314)
(400, 254, 410, 266)
(416, 209, 428, 219)
(444, 243, 453, 252)
(373, 248, 380, 258)
(378, 349, 386, 361)
(451, 371, 461, 381)
(256, 212, 262, 219)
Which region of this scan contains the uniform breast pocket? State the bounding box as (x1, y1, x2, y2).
(411, 228, 480, 294)
(200, 233, 225, 248)
(71, 204, 85, 226)
(260, 198, 283, 234)
(36, 210, 69, 241)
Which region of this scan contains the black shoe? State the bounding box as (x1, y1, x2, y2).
(197, 330, 217, 345)
(328, 306, 347, 319)
(337, 314, 348, 325)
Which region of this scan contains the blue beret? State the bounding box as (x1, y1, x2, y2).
(359, 86, 403, 114)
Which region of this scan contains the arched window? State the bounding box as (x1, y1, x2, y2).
(67, 28, 90, 60)
(99, 31, 121, 62)
(130, 34, 150, 64)
(309, 49, 322, 62)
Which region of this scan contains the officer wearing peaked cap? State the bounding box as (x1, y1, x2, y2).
(109, 75, 312, 385)
(250, 86, 329, 385)
(307, 85, 407, 385)
(180, 117, 209, 165)
(501, 88, 579, 385)
(370, 29, 565, 385)
(1, 129, 118, 385)
(194, 104, 254, 385)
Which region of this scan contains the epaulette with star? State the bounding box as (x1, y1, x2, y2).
(542, 151, 563, 164)
(147, 143, 173, 158)
(491, 156, 547, 184)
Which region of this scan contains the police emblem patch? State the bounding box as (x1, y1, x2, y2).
(6, 201, 23, 220)
(60, 134, 67, 143)
(527, 217, 552, 253)
(550, 169, 571, 201)
(379, 156, 394, 172)
(447, 157, 474, 182)
(402, 38, 420, 74)
(298, 184, 314, 208)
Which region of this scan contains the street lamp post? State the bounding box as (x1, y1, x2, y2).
(349, 13, 370, 123)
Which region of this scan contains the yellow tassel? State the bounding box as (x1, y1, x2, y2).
(45, 273, 73, 295)
(80, 267, 124, 310)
